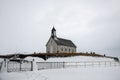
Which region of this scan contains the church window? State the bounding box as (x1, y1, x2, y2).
(65, 48, 67, 51)
(61, 47, 63, 51)
(69, 49, 70, 52)
(72, 49, 74, 53)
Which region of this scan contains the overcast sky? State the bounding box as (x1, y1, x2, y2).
(0, 0, 120, 57)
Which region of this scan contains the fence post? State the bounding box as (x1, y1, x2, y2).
(57, 62, 59, 68)
(31, 61, 33, 71)
(84, 62, 86, 68)
(105, 62, 106, 67)
(99, 62, 100, 67)
(20, 62, 22, 71)
(32, 59, 38, 71)
(92, 62, 94, 67)
(76, 62, 78, 68)
(0, 59, 8, 73)
(50, 62, 52, 69)
(110, 62, 111, 67)
(114, 62, 116, 67)
(63, 62, 65, 68)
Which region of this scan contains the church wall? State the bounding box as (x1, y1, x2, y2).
(58, 46, 76, 53)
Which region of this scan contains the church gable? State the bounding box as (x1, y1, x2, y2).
(46, 37, 57, 53)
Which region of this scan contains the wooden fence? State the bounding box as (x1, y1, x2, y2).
(1, 61, 120, 72)
(37, 61, 120, 70)
(37, 62, 65, 70)
(7, 61, 33, 72)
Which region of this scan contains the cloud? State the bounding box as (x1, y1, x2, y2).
(0, 0, 120, 57)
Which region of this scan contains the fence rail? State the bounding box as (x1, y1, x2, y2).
(3, 61, 120, 72)
(37, 62, 65, 70)
(37, 61, 120, 70)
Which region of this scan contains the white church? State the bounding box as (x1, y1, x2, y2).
(46, 27, 76, 53)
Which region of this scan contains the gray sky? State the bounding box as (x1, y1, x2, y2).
(0, 0, 120, 57)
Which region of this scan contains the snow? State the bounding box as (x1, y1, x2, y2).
(0, 66, 120, 80)
(46, 56, 114, 62)
(23, 56, 115, 62)
(0, 56, 115, 63)
(0, 58, 3, 62)
(24, 57, 45, 62)
(0, 56, 119, 80)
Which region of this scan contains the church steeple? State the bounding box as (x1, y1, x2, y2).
(51, 27, 56, 38)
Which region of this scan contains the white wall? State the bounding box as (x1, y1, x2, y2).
(58, 46, 76, 53)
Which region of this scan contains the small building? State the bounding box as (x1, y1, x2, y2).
(46, 27, 77, 53)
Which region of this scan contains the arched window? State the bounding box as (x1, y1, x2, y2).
(69, 49, 70, 52)
(61, 47, 63, 51)
(72, 49, 74, 53)
(65, 48, 67, 51)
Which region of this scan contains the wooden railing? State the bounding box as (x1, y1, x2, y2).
(4, 61, 120, 72)
(37, 61, 120, 70)
(37, 62, 65, 70)
(7, 61, 32, 72)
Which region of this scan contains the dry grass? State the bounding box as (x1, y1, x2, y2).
(0, 52, 118, 61)
(0, 52, 104, 59)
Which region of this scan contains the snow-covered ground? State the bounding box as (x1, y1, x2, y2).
(0, 66, 120, 80)
(24, 56, 115, 62)
(0, 56, 119, 80)
(24, 57, 45, 62)
(46, 56, 114, 62)
(0, 58, 3, 62)
(0, 56, 115, 62)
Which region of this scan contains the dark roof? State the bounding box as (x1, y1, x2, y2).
(53, 37, 76, 48)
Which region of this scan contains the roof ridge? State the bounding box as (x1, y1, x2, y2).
(57, 37, 72, 41)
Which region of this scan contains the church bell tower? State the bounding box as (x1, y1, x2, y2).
(51, 27, 56, 38)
